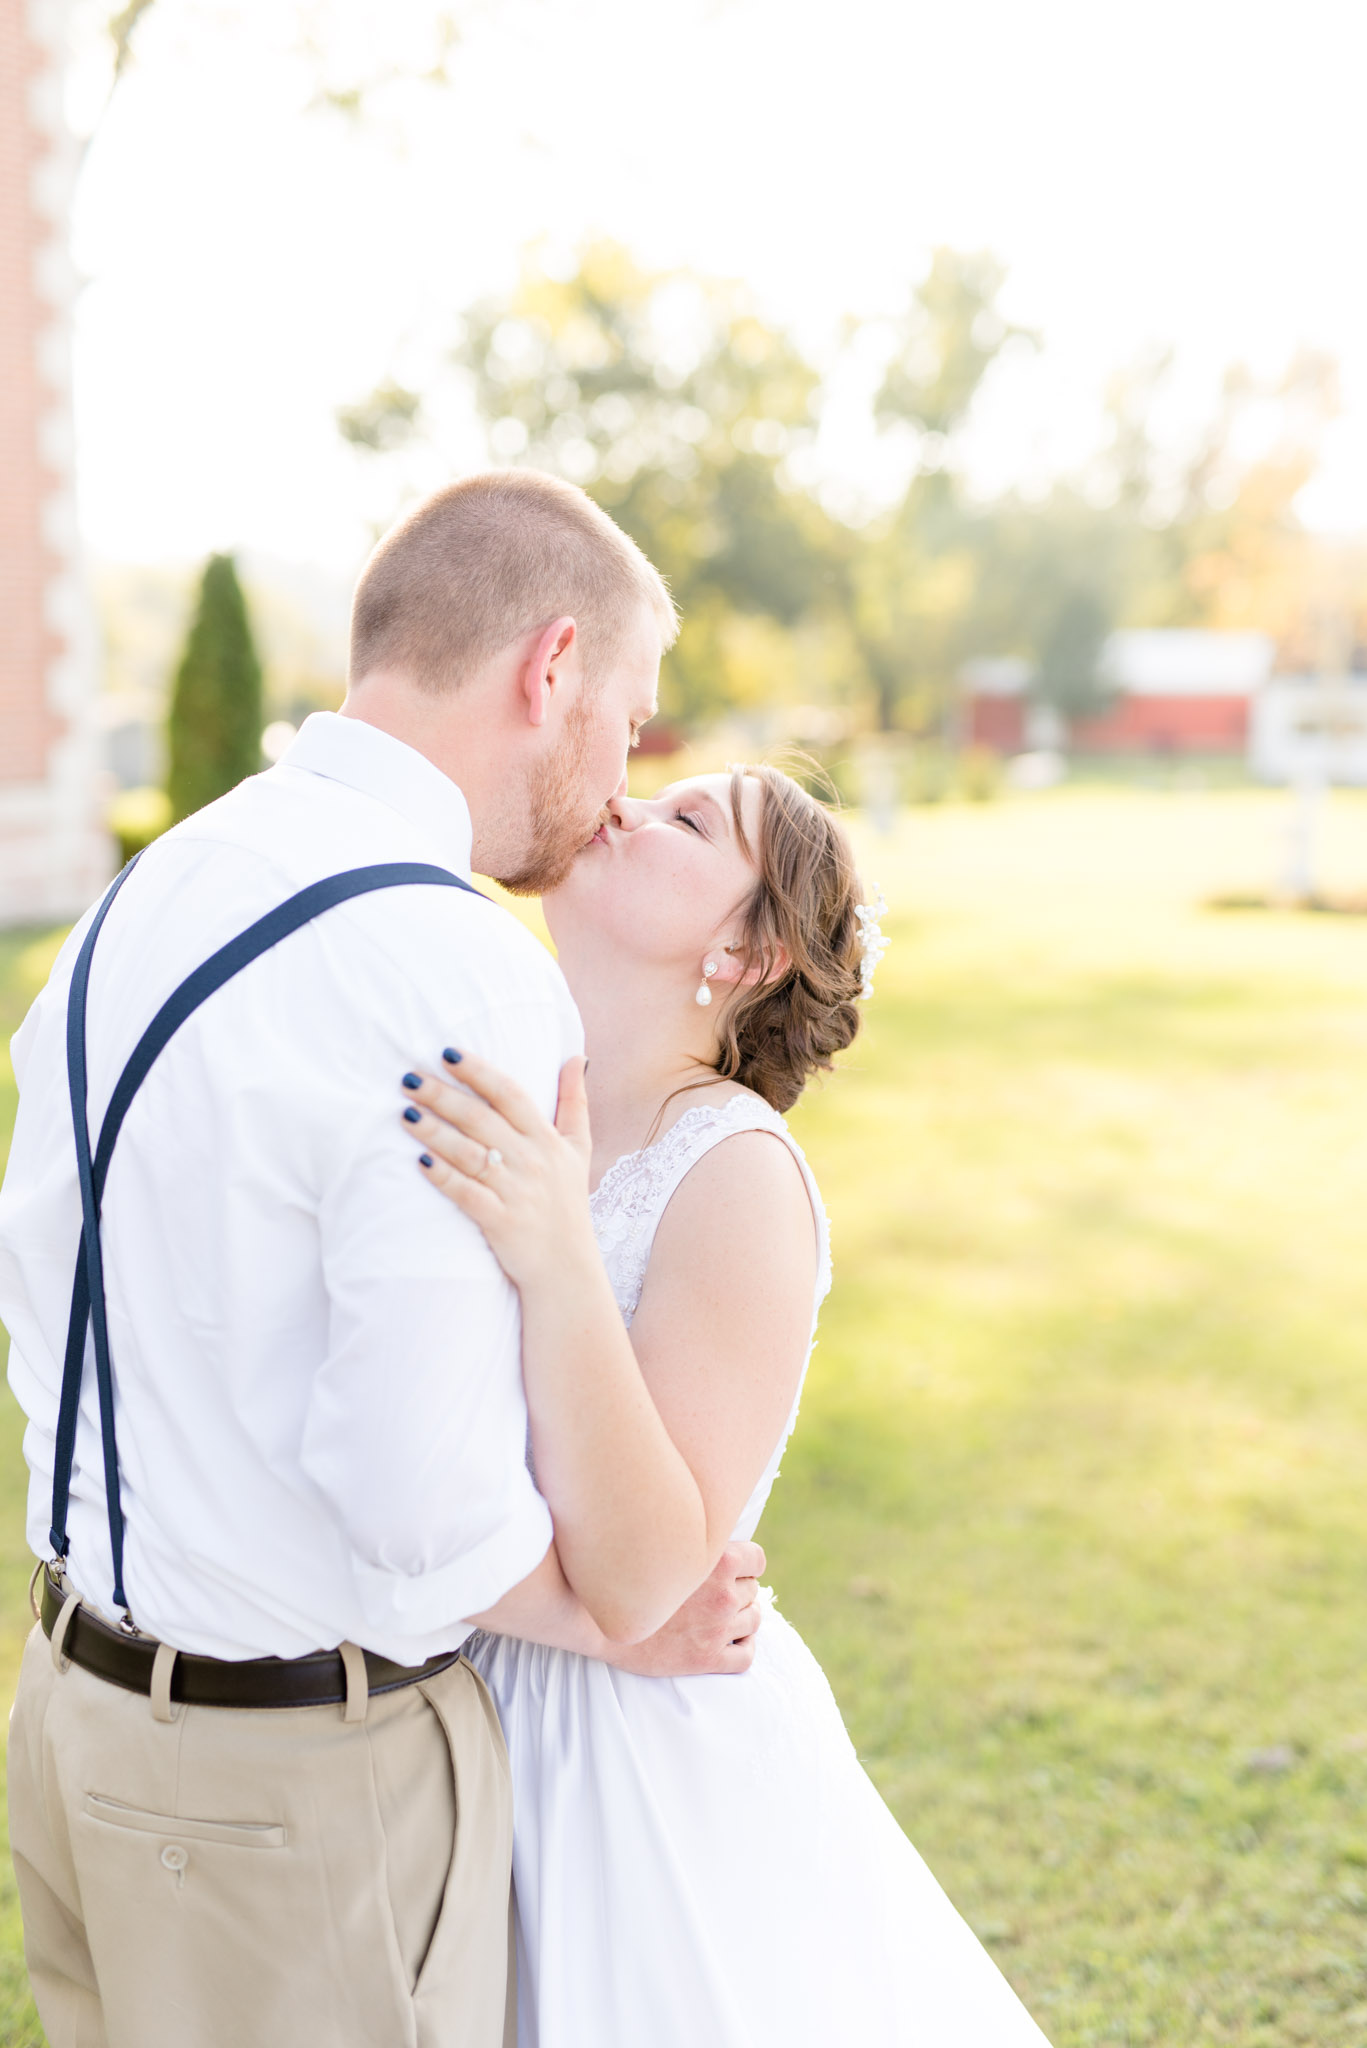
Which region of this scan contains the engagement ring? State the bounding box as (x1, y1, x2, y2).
(481, 1147, 503, 1178)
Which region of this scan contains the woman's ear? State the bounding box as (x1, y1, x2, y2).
(714, 940, 790, 992)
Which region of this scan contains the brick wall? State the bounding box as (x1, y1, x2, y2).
(0, 0, 107, 923)
(0, 0, 63, 786)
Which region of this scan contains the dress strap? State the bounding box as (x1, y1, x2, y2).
(53, 858, 483, 1618)
(592, 1095, 831, 1327)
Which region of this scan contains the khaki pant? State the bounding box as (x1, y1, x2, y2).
(7, 1622, 515, 2048)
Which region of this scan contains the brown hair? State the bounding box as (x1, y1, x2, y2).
(713, 763, 867, 1113)
(350, 470, 678, 691)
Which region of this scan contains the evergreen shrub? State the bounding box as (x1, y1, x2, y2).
(166, 554, 263, 821)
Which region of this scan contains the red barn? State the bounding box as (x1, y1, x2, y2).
(963, 658, 1032, 753)
(965, 632, 1275, 758)
(1073, 632, 1273, 754)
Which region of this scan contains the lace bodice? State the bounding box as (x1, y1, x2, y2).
(589, 1092, 832, 1539)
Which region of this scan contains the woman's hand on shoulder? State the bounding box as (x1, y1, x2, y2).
(400, 1049, 596, 1289)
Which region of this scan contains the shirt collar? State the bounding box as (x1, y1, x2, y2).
(279, 712, 474, 879)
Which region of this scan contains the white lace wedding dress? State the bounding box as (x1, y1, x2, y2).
(468, 1094, 1053, 2047)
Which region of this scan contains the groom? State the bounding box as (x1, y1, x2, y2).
(0, 471, 765, 2048)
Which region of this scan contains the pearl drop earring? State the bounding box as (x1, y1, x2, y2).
(695, 960, 718, 1007)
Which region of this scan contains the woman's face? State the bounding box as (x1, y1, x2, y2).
(544, 773, 764, 977)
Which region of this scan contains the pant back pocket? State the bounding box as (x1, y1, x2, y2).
(83, 1793, 286, 1848)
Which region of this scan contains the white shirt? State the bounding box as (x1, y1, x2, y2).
(0, 714, 578, 1661)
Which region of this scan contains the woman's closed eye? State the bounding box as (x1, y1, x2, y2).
(674, 809, 705, 834)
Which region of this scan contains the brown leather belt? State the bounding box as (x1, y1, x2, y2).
(38, 1563, 463, 1710)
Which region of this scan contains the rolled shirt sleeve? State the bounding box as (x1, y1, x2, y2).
(303, 995, 558, 1637)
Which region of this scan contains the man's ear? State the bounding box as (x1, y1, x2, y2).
(521, 616, 578, 730)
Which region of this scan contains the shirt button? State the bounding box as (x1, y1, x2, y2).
(160, 1845, 188, 1871)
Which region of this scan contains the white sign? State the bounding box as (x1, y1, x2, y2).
(1249, 678, 1367, 787)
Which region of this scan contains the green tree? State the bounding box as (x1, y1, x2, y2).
(963, 488, 1132, 718)
(961, 345, 1344, 722)
(1031, 587, 1116, 722)
(874, 247, 1035, 443)
(338, 239, 1352, 749)
(342, 241, 841, 726)
(847, 488, 977, 733)
(852, 249, 1033, 731)
(166, 554, 264, 822)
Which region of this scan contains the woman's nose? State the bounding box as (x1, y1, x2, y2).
(607, 791, 649, 832)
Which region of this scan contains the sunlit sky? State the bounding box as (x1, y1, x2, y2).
(70, 0, 1367, 579)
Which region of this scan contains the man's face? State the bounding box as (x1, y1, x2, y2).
(495, 610, 662, 896)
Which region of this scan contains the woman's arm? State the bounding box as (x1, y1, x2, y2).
(619, 1129, 818, 1544)
(402, 1056, 816, 1639)
(402, 1054, 710, 1642)
(467, 1537, 768, 1676)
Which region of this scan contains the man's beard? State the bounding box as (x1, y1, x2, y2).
(495, 697, 607, 897)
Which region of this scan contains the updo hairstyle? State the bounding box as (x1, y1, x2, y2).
(711, 763, 866, 1113)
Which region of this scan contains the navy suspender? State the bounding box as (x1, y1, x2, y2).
(53, 858, 481, 1618)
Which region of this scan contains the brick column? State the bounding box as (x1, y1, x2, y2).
(0, 0, 108, 924)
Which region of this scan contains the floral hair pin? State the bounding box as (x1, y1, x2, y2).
(853, 890, 889, 1000)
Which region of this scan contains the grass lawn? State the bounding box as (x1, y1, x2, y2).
(0, 924, 64, 2046)
(4, 787, 1367, 2044)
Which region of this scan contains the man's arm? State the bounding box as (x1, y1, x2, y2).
(298, 983, 565, 1641)
(471, 1539, 767, 1677)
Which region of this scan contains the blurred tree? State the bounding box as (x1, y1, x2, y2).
(64, 0, 162, 168)
(846, 493, 977, 733)
(954, 348, 1342, 731)
(339, 239, 1355, 751)
(300, 4, 466, 118)
(344, 241, 842, 724)
(80, 2, 469, 155)
(338, 378, 423, 452)
(962, 487, 1132, 730)
(167, 555, 264, 821)
(874, 247, 1035, 443)
(852, 249, 1034, 730)
(1031, 587, 1116, 722)
(1159, 351, 1341, 650)
(106, 0, 158, 77)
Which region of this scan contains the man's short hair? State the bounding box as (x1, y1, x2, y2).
(349, 470, 678, 691)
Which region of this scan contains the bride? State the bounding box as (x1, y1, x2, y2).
(398, 763, 1052, 2048)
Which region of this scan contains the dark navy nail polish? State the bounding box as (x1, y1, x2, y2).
(403, 1105, 422, 1124)
(401, 1072, 421, 1091)
(442, 1047, 462, 1065)
(419, 1153, 434, 1168)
